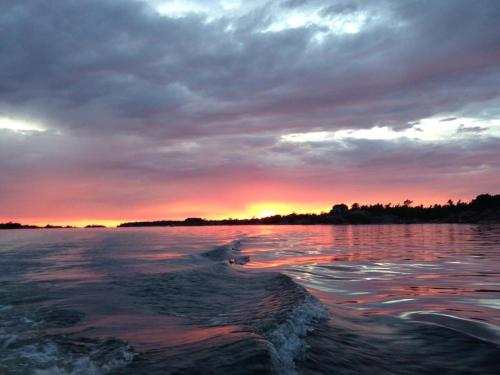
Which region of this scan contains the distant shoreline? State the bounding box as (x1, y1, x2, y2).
(116, 193, 500, 227)
(2, 222, 500, 230)
(0, 223, 106, 230)
(3, 194, 499, 229)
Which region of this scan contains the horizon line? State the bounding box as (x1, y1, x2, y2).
(2, 193, 497, 228)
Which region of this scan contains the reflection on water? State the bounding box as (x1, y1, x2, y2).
(241, 225, 500, 325)
(0, 224, 499, 374)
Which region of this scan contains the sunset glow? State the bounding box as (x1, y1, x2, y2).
(257, 210, 278, 219)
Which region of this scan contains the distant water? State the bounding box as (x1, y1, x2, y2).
(0, 225, 499, 374)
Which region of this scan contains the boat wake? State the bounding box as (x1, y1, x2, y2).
(0, 297, 134, 375)
(118, 241, 329, 374)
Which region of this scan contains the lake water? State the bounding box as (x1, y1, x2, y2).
(0, 224, 499, 374)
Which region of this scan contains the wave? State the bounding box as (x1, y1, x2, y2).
(401, 311, 500, 345)
(119, 241, 329, 374)
(200, 240, 249, 265)
(0, 301, 134, 375)
(298, 311, 500, 375)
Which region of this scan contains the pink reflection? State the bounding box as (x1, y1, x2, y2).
(120, 252, 184, 261)
(50, 313, 241, 351)
(26, 268, 107, 284)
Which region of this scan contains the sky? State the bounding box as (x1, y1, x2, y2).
(1, 0, 500, 226)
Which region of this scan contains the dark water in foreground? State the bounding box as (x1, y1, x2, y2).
(0, 225, 499, 374)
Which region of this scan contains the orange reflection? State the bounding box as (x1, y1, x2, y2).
(245, 254, 335, 268)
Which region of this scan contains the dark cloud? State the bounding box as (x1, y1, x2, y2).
(281, 0, 310, 9)
(319, 2, 358, 17)
(1, 0, 500, 220)
(456, 125, 486, 134)
(2, 0, 500, 136)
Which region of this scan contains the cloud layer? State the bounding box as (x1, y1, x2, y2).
(1, 0, 500, 223)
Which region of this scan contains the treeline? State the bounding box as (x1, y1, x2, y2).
(0, 223, 109, 230)
(118, 194, 500, 227)
(0, 222, 40, 229)
(2, 194, 498, 229)
(0, 222, 76, 229)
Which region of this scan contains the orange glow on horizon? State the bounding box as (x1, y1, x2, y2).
(257, 210, 278, 218)
(1, 193, 477, 228)
(217, 201, 329, 220)
(2, 201, 330, 227)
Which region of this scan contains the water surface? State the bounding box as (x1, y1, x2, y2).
(0, 225, 499, 374)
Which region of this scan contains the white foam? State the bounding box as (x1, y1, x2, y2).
(1, 339, 135, 375)
(268, 294, 329, 375)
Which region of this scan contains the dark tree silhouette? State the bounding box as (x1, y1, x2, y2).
(3, 194, 499, 229)
(118, 194, 500, 227)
